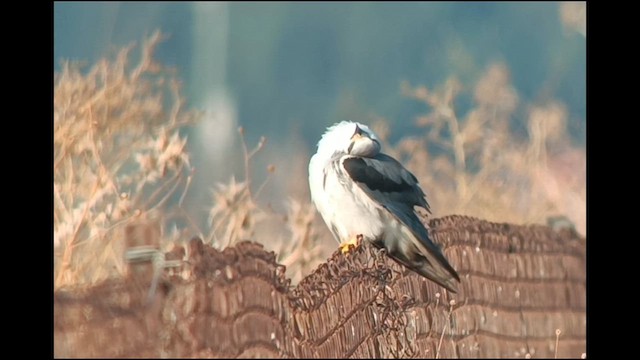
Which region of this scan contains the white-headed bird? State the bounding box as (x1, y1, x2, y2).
(308, 121, 460, 292)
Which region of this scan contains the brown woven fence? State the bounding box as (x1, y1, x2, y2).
(53, 215, 586, 358)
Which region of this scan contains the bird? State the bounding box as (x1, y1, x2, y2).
(308, 121, 460, 293)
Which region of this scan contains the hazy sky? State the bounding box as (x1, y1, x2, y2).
(54, 2, 585, 144)
(55, 2, 586, 226)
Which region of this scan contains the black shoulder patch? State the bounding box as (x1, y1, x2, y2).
(343, 157, 412, 193)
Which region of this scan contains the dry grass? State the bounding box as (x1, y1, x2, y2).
(202, 129, 324, 284)
(53, 29, 319, 286)
(54, 33, 585, 290)
(54, 31, 199, 288)
(277, 200, 325, 284)
(377, 63, 586, 234)
(205, 128, 271, 249)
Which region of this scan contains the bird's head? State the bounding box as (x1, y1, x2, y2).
(316, 121, 381, 158)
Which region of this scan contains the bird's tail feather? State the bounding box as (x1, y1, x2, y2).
(412, 256, 460, 293)
(389, 228, 461, 293)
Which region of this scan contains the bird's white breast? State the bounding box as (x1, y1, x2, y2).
(309, 154, 388, 243)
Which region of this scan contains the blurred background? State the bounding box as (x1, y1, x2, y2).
(54, 2, 586, 286)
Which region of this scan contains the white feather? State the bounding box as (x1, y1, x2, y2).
(309, 121, 393, 243)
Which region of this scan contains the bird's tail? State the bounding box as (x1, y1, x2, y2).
(390, 227, 461, 293)
(410, 250, 460, 293)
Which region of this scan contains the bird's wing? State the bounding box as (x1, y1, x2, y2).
(341, 153, 460, 288)
(341, 153, 430, 225)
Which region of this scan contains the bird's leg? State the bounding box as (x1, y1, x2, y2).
(340, 234, 364, 254)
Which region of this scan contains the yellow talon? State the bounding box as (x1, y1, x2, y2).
(340, 234, 363, 254)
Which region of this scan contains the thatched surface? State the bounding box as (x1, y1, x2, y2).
(54, 215, 586, 358)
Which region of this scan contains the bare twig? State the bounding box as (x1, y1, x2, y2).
(178, 167, 194, 207)
(436, 299, 455, 359)
(238, 126, 267, 197)
(253, 166, 274, 200)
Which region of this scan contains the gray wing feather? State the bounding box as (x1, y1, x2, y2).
(342, 153, 432, 244)
(342, 154, 460, 289)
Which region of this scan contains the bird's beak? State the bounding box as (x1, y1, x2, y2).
(350, 125, 368, 141)
(348, 125, 375, 155)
